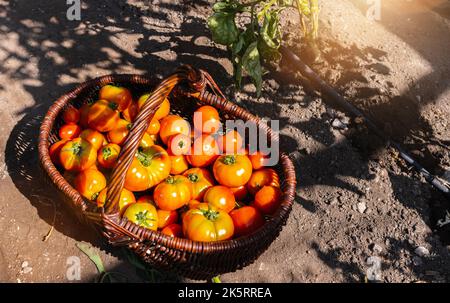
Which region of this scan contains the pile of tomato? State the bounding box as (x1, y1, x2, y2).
(49, 84, 282, 242)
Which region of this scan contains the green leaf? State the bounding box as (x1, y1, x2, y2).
(213, 0, 243, 13)
(242, 41, 263, 96)
(207, 12, 239, 45)
(76, 242, 105, 274)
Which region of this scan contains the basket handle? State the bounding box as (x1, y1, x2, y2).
(103, 65, 213, 215)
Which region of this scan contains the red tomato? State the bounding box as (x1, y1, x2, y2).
(230, 206, 264, 237)
(153, 175, 192, 211)
(193, 105, 221, 134)
(49, 139, 68, 166)
(107, 119, 131, 146)
(203, 185, 236, 213)
(217, 130, 243, 154)
(97, 143, 121, 169)
(253, 185, 282, 215)
(186, 134, 219, 168)
(59, 124, 81, 140)
(159, 115, 190, 145)
(79, 102, 92, 128)
(74, 168, 107, 201)
(99, 84, 132, 112)
(229, 185, 249, 201)
(249, 151, 269, 170)
(246, 168, 280, 196)
(167, 134, 191, 156)
(161, 224, 183, 238)
(80, 129, 105, 150)
(62, 107, 80, 124)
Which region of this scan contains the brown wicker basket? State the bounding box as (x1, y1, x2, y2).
(38, 65, 296, 280)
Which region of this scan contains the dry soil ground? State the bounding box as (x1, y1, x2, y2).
(0, 0, 449, 282)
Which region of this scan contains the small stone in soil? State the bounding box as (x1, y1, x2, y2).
(357, 202, 367, 213)
(370, 243, 383, 254)
(412, 256, 422, 266)
(331, 118, 348, 130)
(22, 266, 32, 274)
(414, 246, 430, 257)
(21, 261, 29, 268)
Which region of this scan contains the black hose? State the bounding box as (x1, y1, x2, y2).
(280, 45, 450, 200)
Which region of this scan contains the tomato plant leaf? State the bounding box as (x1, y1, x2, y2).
(207, 12, 239, 45)
(242, 41, 263, 96)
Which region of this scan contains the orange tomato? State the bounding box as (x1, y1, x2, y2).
(182, 203, 234, 242)
(59, 124, 81, 140)
(249, 151, 269, 170)
(80, 129, 105, 150)
(137, 195, 155, 205)
(97, 143, 121, 169)
(193, 105, 221, 134)
(79, 102, 92, 128)
(123, 145, 171, 191)
(74, 167, 107, 201)
(183, 168, 215, 200)
(203, 185, 236, 213)
(49, 139, 68, 166)
(161, 224, 183, 238)
(217, 130, 243, 154)
(167, 134, 191, 156)
(96, 187, 136, 213)
(157, 209, 179, 229)
(154, 175, 191, 211)
(123, 202, 158, 231)
(186, 134, 219, 168)
(62, 107, 80, 124)
(168, 153, 189, 175)
(246, 168, 280, 196)
(99, 84, 132, 112)
(87, 99, 120, 132)
(59, 138, 97, 172)
(107, 119, 131, 146)
(230, 206, 264, 237)
(137, 94, 170, 121)
(146, 118, 160, 135)
(253, 185, 282, 215)
(229, 185, 249, 201)
(159, 115, 190, 145)
(122, 100, 139, 122)
(187, 199, 202, 209)
(213, 154, 253, 187)
(140, 132, 155, 148)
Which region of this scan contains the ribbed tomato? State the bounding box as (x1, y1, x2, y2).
(168, 152, 189, 175)
(246, 168, 280, 195)
(213, 154, 253, 187)
(154, 175, 191, 211)
(123, 145, 171, 191)
(87, 99, 120, 132)
(203, 185, 236, 213)
(79, 102, 92, 128)
(157, 209, 179, 229)
(59, 138, 97, 172)
(230, 206, 264, 237)
(186, 134, 219, 168)
(123, 202, 158, 231)
(96, 187, 136, 213)
(80, 129, 105, 150)
(183, 168, 215, 201)
(159, 115, 190, 145)
(74, 168, 107, 201)
(99, 84, 132, 112)
(217, 130, 243, 154)
(182, 203, 234, 242)
(137, 94, 170, 121)
(97, 143, 121, 169)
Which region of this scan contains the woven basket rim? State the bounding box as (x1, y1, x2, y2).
(38, 73, 296, 252)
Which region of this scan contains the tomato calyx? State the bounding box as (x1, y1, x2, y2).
(165, 175, 175, 184)
(134, 210, 156, 228)
(102, 147, 112, 160)
(221, 155, 236, 165)
(136, 147, 152, 167)
(71, 142, 83, 156)
(200, 208, 219, 221)
(126, 123, 133, 130)
(91, 192, 100, 201)
(187, 173, 199, 183)
(108, 102, 119, 111)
